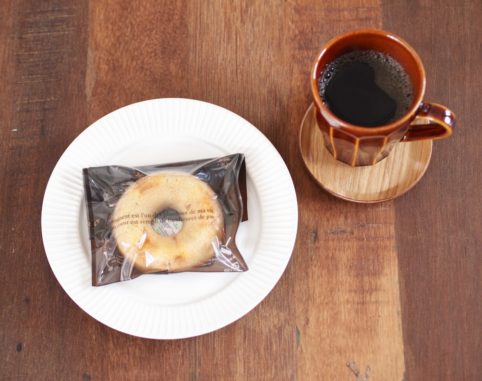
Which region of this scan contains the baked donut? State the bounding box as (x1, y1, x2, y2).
(112, 172, 224, 272)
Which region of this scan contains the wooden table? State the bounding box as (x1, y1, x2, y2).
(1, 1, 480, 380)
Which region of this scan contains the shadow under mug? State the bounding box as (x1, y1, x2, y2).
(311, 29, 455, 167)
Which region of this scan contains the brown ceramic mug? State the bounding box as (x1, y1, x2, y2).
(311, 29, 455, 166)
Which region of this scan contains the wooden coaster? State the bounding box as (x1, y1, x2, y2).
(299, 104, 433, 203)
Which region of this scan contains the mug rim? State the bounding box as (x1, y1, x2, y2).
(311, 28, 426, 133)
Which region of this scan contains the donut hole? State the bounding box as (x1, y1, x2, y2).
(151, 208, 183, 237)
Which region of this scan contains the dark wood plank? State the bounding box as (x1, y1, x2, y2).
(86, 0, 192, 123)
(288, 1, 408, 379)
(0, 1, 90, 380)
(382, 1, 482, 380)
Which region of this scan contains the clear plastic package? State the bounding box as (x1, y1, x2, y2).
(83, 154, 248, 286)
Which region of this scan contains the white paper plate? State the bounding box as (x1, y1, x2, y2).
(41, 98, 298, 339)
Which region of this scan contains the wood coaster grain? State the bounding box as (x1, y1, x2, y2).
(299, 104, 433, 203)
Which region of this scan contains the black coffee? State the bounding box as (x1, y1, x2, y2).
(319, 50, 413, 127)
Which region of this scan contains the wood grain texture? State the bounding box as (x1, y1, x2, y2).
(289, 1, 405, 379)
(299, 104, 433, 203)
(382, 1, 482, 380)
(0, 0, 480, 380)
(0, 1, 90, 380)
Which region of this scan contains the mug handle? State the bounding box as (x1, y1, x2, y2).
(402, 102, 455, 142)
